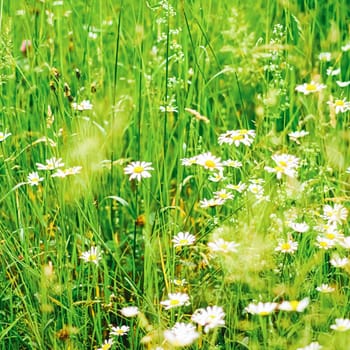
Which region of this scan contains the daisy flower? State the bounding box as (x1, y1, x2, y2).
(295, 81, 326, 95)
(316, 284, 335, 293)
(318, 52, 331, 61)
(247, 183, 264, 197)
(327, 98, 350, 114)
(0, 131, 11, 142)
(223, 159, 242, 168)
(208, 171, 226, 182)
(275, 239, 298, 254)
(297, 342, 322, 350)
(264, 153, 300, 179)
(51, 166, 82, 178)
(120, 306, 139, 317)
(181, 156, 198, 166)
(124, 161, 154, 181)
(330, 318, 350, 332)
(330, 256, 349, 268)
(80, 246, 102, 265)
(226, 182, 246, 193)
(315, 236, 335, 250)
(278, 298, 309, 312)
(288, 221, 310, 233)
(27, 172, 44, 186)
(172, 232, 196, 247)
(337, 80, 350, 87)
(110, 325, 130, 336)
(191, 305, 225, 333)
(326, 67, 341, 76)
(71, 99, 93, 111)
(321, 204, 348, 224)
(36, 157, 64, 170)
(199, 198, 225, 208)
(218, 129, 255, 147)
(213, 189, 234, 201)
(245, 302, 277, 316)
(163, 323, 199, 347)
(339, 236, 350, 249)
(288, 130, 309, 143)
(97, 339, 114, 350)
(196, 152, 223, 171)
(160, 293, 190, 310)
(208, 238, 239, 254)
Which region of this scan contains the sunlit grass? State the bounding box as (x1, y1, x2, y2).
(1, 0, 350, 349)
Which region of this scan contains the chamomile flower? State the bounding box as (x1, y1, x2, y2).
(315, 236, 335, 250)
(297, 342, 322, 350)
(27, 172, 44, 186)
(124, 161, 154, 181)
(223, 159, 242, 168)
(80, 246, 102, 265)
(339, 236, 350, 249)
(51, 166, 82, 178)
(326, 67, 341, 76)
(318, 52, 331, 61)
(97, 339, 114, 350)
(288, 221, 310, 233)
(330, 256, 349, 268)
(226, 182, 247, 193)
(0, 131, 11, 142)
(36, 157, 64, 170)
(181, 156, 198, 166)
(208, 171, 226, 182)
(208, 238, 239, 254)
(337, 80, 350, 87)
(245, 302, 277, 316)
(327, 98, 350, 114)
(172, 232, 196, 247)
(120, 306, 139, 317)
(160, 293, 190, 310)
(213, 189, 234, 201)
(71, 99, 93, 111)
(316, 284, 335, 293)
(110, 325, 130, 336)
(191, 305, 225, 333)
(199, 198, 225, 208)
(288, 130, 309, 143)
(330, 318, 350, 332)
(275, 239, 298, 254)
(321, 204, 348, 224)
(278, 298, 309, 312)
(265, 153, 300, 179)
(163, 323, 199, 347)
(196, 152, 223, 171)
(247, 183, 264, 197)
(218, 129, 256, 147)
(295, 81, 326, 95)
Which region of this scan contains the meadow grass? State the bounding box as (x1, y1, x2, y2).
(1, 0, 350, 349)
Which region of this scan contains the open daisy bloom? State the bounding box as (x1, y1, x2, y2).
(164, 322, 199, 347)
(124, 161, 154, 181)
(191, 305, 225, 333)
(330, 318, 350, 332)
(172, 231, 196, 247)
(160, 292, 190, 310)
(245, 301, 278, 316)
(79, 246, 102, 265)
(278, 298, 309, 312)
(264, 153, 300, 179)
(295, 81, 326, 95)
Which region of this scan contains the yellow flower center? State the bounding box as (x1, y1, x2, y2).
(101, 343, 112, 350)
(232, 134, 244, 141)
(88, 254, 97, 262)
(281, 243, 291, 251)
(179, 239, 189, 245)
(133, 166, 144, 173)
(289, 301, 299, 311)
(326, 233, 335, 240)
(170, 299, 180, 306)
(219, 243, 228, 250)
(306, 83, 317, 91)
(204, 160, 216, 168)
(335, 100, 345, 106)
(278, 161, 287, 167)
(319, 241, 328, 248)
(259, 311, 270, 316)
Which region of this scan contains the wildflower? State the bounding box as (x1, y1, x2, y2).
(321, 204, 348, 224)
(295, 81, 326, 95)
(288, 130, 309, 143)
(318, 52, 331, 61)
(160, 293, 190, 310)
(223, 159, 242, 168)
(20, 39, 32, 56)
(172, 232, 196, 247)
(71, 100, 93, 111)
(172, 279, 187, 286)
(245, 302, 277, 316)
(278, 298, 309, 312)
(330, 256, 349, 268)
(163, 323, 199, 347)
(288, 221, 309, 233)
(191, 305, 225, 333)
(0, 131, 11, 142)
(36, 157, 64, 170)
(275, 239, 298, 254)
(199, 198, 225, 208)
(297, 342, 322, 350)
(181, 156, 198, 166)
(97, 339, 114, 350)
(218, 129, 256, 147)
(80, 246, 102, 265)
(226, 182, 246, 193)
(247, 183, 264, 197)
(339, 236, 350, 249)
(110, 325, 130, 336)
(330, 318, 350, 332)
(208, 238, 239, 254)
(315, 236, 335, 250)
(341, 43, 350, 52)
(213, 189, 234, 202)
(27, 172, 44, 186)
(326, 67, 341, 76)
(51, 166, 82, 178)
(196, 152, 223, 171)
(208, 171, 226, 182)
(327, 98, 350, 114)
(124, 161, 153, 181)
(336, 80, 350, 87)
(264, 153, 300, 179)
(316, 284, 335, 293)
(120, 306, 139, 317)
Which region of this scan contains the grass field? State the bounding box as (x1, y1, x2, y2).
(1, 0, 350, 349)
